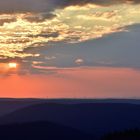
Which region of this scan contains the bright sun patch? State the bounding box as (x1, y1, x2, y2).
(8, 62, 17, 69)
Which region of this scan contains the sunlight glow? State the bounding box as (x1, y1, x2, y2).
(8, 62, 17, 69)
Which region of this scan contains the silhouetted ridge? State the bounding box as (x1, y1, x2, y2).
(0, 102, 140, 139)
(101, 128, 140, 140)
(0, 121, 93, 140)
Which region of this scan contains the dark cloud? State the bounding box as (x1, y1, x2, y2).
(27, 32, 59, 38)
(24, 13, 56, 23)
(0, 57, 22, 63)
(0, 18, 16, 26)
(0, 0, 139, 14)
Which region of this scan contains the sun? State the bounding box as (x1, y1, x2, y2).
(8, 63, 17, 69)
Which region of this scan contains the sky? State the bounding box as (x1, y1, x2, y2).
(0, 0, 140, 98)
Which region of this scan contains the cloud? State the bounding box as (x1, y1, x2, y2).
(0, 1, 140, 76)
(32, 24, 140, 70)
(0, 0, 49, 13)
(0, 23, 140, 76)
(0, 18, 16, 26)
(75, 59, 84, 65)
(0, 2, 140, 60)
(24, 13, 56, 23)
(0, 0, 139, 14)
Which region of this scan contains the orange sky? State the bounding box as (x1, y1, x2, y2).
(0, 67, 140, 98)
(0, 1, 139, 99)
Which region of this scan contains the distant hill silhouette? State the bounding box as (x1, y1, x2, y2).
(0, 98, 140, 117)
(0, 99, 47, 117)
(0, 121, 93, 140)
(0, 102, 140, 138)
(101, 128, 140, 140)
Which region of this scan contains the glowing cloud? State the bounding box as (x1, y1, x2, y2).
(0, 2, 140, 71)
